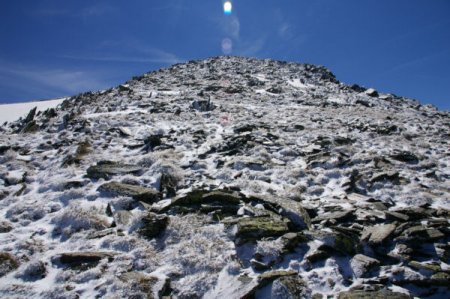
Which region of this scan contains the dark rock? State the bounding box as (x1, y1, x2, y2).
(63, 180, 85, 189)
(390, 151, 419, 164)
(55, 252, 116, 269)
(385, 211, 409, 222)
(0, 252, 19, 277)
(138, 212, 169, 239)
(24, 106, 37, 123)
(144, 134, 162, 151)
(397, 225, 444, 243)
(98, 181, 161, 203)
(0, 145, 11, 155)
(161, 190, 241, 214)
(338, 288, 411, 299)
(365, 88, 379, 97)
(192, 98, 215, 112)
(310, 230, 360, 256)
(281, 232, 308, 252)
(266, 86, 283, 94)
(370, 171, 400, 184)
(0, 221, 13, 233)
(350, 254, 380, 278)
(86, 161, 142, 179)
(235, 216, 289, 245)
(21, 120, 39, 133)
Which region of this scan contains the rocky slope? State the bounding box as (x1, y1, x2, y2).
(0, 56, 449, 298)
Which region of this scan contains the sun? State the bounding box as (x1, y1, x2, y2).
(223, 1, 232, 15)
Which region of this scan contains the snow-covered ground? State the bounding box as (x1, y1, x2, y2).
(0, 57, 448, 298)
(0, 98, 66, 124)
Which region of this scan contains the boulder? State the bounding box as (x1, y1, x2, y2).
(271, 275, 311, 299)
(361, 224, 396, 245)
(0, 252, 19, 277)
(98, 182, 161, 203)
(364, 88, 379, 97)
(235, 216, 289, 245)
(258, 270, 298, 287)
(86, 161, 142, 179)
(138, 212, 169, 239)
(246, 195, 311, 230)
(350, 254, 380, 278)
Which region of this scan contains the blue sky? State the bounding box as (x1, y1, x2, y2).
(0, 0, 449, 110)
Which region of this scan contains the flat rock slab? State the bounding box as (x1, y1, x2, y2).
(361, 224, 396, 245)
(236, 216, 289, 244)
(98, 182, 161, 203)
(160, 190, 241, 213)
(55, 252, 116, 267)
(312, 209, 354, 224)
(246, 195, 312, 230)
(87, 161, 142, 179)
(338, 289, 412, 299)
(350, 254, 380, 278)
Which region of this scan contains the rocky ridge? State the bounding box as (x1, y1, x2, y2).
(0, 56, 449, 298)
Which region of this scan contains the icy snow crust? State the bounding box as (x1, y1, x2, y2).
(0, 57, 448, 298)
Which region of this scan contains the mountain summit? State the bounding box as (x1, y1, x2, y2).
(0, 56, 449, 298)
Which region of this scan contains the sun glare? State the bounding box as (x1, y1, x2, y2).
(223, 1, 232, 15)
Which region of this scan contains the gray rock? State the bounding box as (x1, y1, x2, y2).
(0, 252, 19, 277)
(246, 195, 312, 230)
(114, 210, 133, 226)
(338, 288, 411, 299)
(86, 161, 142, 179)
(350, 254, 380, 278)
(312, 209, 354, 224)
(258, 270, 298, 287)
(138, 212, 169, 239)
(235, 216, 289, 245)
(361, 224, 396, 245)
(98, 182, 161, 203)
(271, 275, 311, 299)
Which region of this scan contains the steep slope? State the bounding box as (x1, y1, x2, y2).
(0, 56, 449, 298)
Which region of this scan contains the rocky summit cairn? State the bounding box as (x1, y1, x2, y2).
(0, 56, 448, 298)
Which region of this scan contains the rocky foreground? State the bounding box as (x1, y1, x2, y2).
(0, 56, 449, 298)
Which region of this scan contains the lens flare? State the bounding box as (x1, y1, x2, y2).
(221, 38, 232, 54)
(223, 1, 232, 15)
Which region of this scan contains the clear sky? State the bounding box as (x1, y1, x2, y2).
(0, 0, 449, 110)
